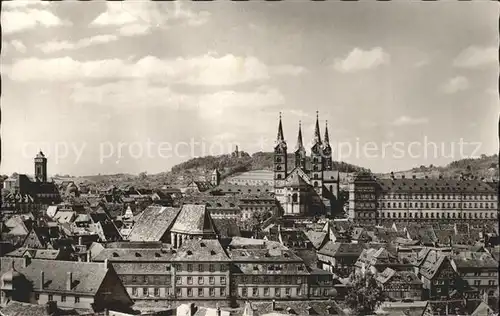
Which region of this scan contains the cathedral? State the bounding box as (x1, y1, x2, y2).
(273, 112, 340, 217)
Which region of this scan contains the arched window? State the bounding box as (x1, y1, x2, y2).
(276, 165, 282, 170)
(292, 193, 298, 203)
(398, 202, 402, 208)
(425, 213, 429, 218)
(398, 212, 401, 218)
(276, 157, 282, 163)
(277, 174, 282, 180)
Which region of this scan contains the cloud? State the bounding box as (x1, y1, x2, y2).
(453, 46, 497, 68)
(391, 116, 429, 126)
(3, 40, 27, 55)
(441, 76, 470, 94)
(7, 54, 276, 86)
(1, 8, 68, 34)
(37, 35, 119, 53)
(91, 1, 210, 36)
(271, 65, 307, 76)
(333, 47, 390, 73)
(69, 80, 284, 121)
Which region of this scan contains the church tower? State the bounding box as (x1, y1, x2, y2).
(34, 151, 47, 183)
(294, 121, 307, 170)
(323, 121, 333, 171)
(310, 112, 324, 196)
(274, 113, 288, 185)
(211, 169, 221, 186)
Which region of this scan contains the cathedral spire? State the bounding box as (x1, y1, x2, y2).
(313, 111, 321, 144)
(295, 121, 304, 150)
(276, 112, 284, 143)
(324, 120, 330, 145)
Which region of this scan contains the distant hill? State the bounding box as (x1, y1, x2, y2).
(378, 154, 499, 180)
(166, 151, 369, 185)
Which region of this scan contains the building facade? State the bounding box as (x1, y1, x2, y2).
(348, 173, 498, 224)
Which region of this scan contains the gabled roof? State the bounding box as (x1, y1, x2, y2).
(1, 258, 110, 296)
(171, 204, 216, 235)
(173, 239, 230, 262)
(128, 206, 180, 242)
(318, 242, 364, 257)
(304, 230, 328, 249)
(376, 268, 422, 285)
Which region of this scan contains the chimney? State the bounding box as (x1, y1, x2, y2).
(87, 250, 91, 262)
(45, 301, 57, 315)
(326, 306, 333, 315)
(40, 271, 45, 289)
(189, 303, 196, 316)
(66, 272, 72, 290)
(272, 299, 276, 310)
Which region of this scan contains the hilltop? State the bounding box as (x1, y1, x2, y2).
(378, 154, 499, 180)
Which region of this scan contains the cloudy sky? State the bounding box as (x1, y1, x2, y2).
(1, 1, 498, 176)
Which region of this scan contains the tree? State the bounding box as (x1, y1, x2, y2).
(247, 210, 272, 234)
(345, 273, 385, 315)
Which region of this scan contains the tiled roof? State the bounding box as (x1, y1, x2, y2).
(92, 247, 176, 262)
(238, 300, 346, 316)
(0, 301, 59, 316)
(451, 251, 498, 269)
(212, 218, 242, 238)
(5, 248, 61, 260)
(213, 184, 273, 194)
(170, 204, 216, 235)
(172, 239, 230, 262)
(376, 178, 496, 193)
(304, 230, 328, 249)
(1, 258, 109, 295)
(128, 206, 180, 242)
(376, 267, 422, 285)
(318, 242, 364, 257)
(230, 248, 303, 264)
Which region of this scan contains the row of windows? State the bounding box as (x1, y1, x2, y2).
(176, 263, 227, 272)
(131, 287, 226, 297)
(242, 287, 294, 297)
(176, 276, 226, 285)
(381, 212, 497, 219)
(381, 202, 497, 209)
(35, 294, 79, 303)
(473, 280, 497, 286)
(383, 194, 495, 200)
(239, 275, 304, 284)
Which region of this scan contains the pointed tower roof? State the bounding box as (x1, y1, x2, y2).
(324, 120, 330, 145)
(313, 111, 321, 144)
(276, 112, 284, 143)
(295, 121, 305, 151)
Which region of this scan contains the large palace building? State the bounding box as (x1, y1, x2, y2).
(273, 112, 340, 217)
(348, 172, 498, 224)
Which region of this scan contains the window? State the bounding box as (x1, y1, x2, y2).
(210, 276, 215, 285)
(35, 294, 40, 300)
(75, 296, 80, 303)
(286, 288, 291, 296)
(154, 288, 160, 297)
(242, 288, 247, 297)
(132, 288, 138, 296)
(176, 277, 181, 285)
(61, 295, 66, 302)
(165, 264, 171, 272)
(221, 287, 226, 296)
(198, 288, 204, 297)
(198, 277, 204, 285)
(187, 277, 193, 285)
(252, 288, 258, 296)
(264, 288, 270, 296)
(209, 264, 215, 272)
(210, 288, 215, 297)
(474, 280, 481, 286)
(221, 276, 226, 285)
(220, 264, 226, 272)
(275, 288, 281, 297)
(132, 276, 137, 283)
(142, 288, 147, 296)
(177, 288, 182, 297)
(48, 294, 53, 301)
(187, 288, 193, 297)
(187, 264, 192, 272)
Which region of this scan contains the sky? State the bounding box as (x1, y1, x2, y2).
(1, 1, 498, 176)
